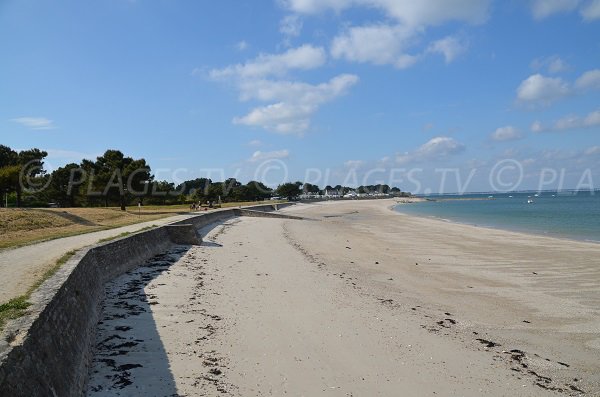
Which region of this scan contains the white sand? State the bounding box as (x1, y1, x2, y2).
(87, 199, 599, 396)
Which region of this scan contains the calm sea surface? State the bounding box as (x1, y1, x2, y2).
(394, 191, 600, 243)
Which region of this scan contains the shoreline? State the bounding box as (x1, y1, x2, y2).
(87, 199, 600, 395)
(393, 199, 600, 245)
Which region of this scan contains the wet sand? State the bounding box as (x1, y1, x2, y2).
(87, 200, 599, 396)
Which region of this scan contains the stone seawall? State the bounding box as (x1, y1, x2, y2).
(0, 203, 294, 397)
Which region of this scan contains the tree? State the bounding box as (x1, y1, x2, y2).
(302, 183, 320, 194)
(46, 163, 83, 207)
(0, 146, 47, 207)
(245, 181, 272, 201)
(0, 145, 18, 168)
(0, 165, 20, 207)
(276, 182, 302, 200)
(149, 180, 177, 205)
(91, 150, 152, 210)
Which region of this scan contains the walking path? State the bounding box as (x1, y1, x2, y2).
(0, 213, 195, 304)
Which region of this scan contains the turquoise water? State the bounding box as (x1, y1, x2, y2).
(394, 191, 600, 243)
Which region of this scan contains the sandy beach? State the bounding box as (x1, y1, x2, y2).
(87, 199, 600, 396)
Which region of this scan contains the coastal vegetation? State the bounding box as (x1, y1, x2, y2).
(0, 144, 407, 209)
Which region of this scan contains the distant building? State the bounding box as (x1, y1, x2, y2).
(324, 188, 340, 197)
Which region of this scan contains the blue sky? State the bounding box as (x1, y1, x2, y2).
(1, 0, 599, 193)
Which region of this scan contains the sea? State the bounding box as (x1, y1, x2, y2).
(394, 191, 600, 243)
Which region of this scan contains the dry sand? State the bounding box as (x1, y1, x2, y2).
(87, 199, 600, 396)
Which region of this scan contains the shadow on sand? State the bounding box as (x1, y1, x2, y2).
(87, 246, 189, 396)
(87, 220, 231, 396)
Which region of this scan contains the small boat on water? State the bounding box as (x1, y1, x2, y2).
(527, 199, 534, 204)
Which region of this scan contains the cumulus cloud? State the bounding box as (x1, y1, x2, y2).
(581, 0, 600, 20)
(280, 15, 303, 38)
(11, 117, 55, 130)
(531, 0, 580, 19)
(209, 45, 358, 134)
(574, 69, 600, 91)
(530, 120, 544, 133)
(247, 139, 263, 147)
(531, 108, 600, 132)
(490, 126, 522, 141)
(282, 0, 491, 26)
(585, 146, 600, 156)
(427, 36, 468, 63)
(516, 69, 600, 105)
(344, 160, 365, 169)
(284, 1, 489, 69)
(516, 74, 570, 104)
(530, 0, 600, 20)
(233, 74, 359, 134)
(248, 149, 290, 162)
(530, 55, 569, 74)
(209, 44, 326, 79)
(331, 24, 418, 68)
(396, 136, 465, 164)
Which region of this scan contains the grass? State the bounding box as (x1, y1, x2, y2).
(0, 201, 285, 251)
(0, 250, 77, 331)
(96, 225, 157, 243)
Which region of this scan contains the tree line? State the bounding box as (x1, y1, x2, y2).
(0, 145, 406, 209)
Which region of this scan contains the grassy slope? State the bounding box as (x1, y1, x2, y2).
(0, 201, 283, 251)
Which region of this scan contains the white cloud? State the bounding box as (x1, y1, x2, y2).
(282, 0, 491, 26)
(531, 55, 569, 73)
(531, 0, 580, 19)
(581, 0, 600, 20)
(286, 1, 489, 69)
(427, 36, 468, 63)
(331, 24, 418, 67)
(531, 120, 544, 133)
(11, 117, 55, 130)
(280, 15, 303, 38)
(490, 126, 522, 141)
(209, 44, 326, 79)
(530, 0, 600, 20)
(209, 45, 356, 134)
(574, 69, 600, 91)
(584, 108, 600, 126)
(555, 114, 581, 130)
(517, 69, 600, 105)
(233, 74, 359, 134)
(396, 136, 465, 164)
(235, 102, 311, 133)
(531, 108, 600, 132)
(248, 149, 290, 162)
(247, 139, 263, 147)
(344, 160, 365, 169)
(585, 146, 600, 156)
(516, 74, 570, 104)
(236, 40, 249, 51)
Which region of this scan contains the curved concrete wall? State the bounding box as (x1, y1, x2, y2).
(0, 203, 294, 397)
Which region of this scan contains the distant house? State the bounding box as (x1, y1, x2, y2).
(324, 188, 340, 197)
(299, 193, 321, 200)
